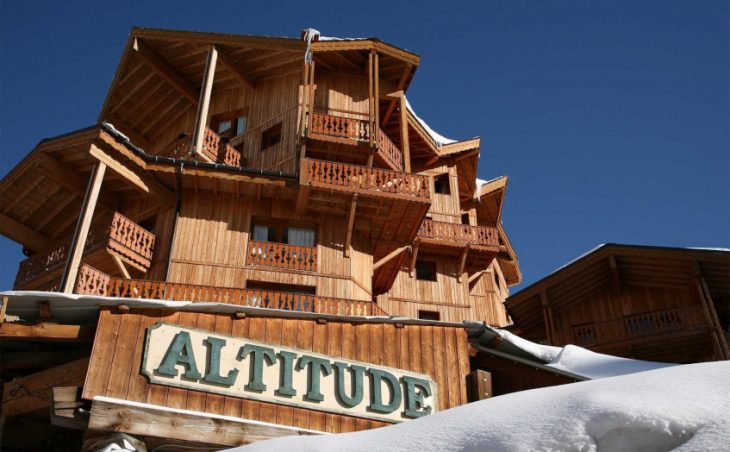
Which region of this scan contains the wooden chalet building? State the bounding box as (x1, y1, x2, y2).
(505, 244, 730, 364)
(0, 27, 523, 449)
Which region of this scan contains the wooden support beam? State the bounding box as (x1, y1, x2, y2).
(344, 194, 358, 257)
(409, 239, 420, 277)
(608, 254, 621, 294)
(215, 45, 256, 90)
(50, 387, 90, 430)
(1, 358, 89, 416)
(36, 153, 118, 210)
(458, 246, 470, 276)
(0, 213, 53, 252)
(468, 269, 487, 284)
(381, 65, 411, 126)
(466, 369, 493, 401)
(374, 51, 380, 147)
(373, 244, 410, 271)
(88, 397, 319, 447)
(399, 94, 411, 172)
(368, 51, 374, 148)
(112, 253, 132, 279)
(60, 162, 106, 293)
(133, 38, 198, 104)
(89, 144, 175, 207)
(35, 193, 76, 231)
(192, 46, 218, 160)
(0, 322, 95, 342)
(693, 261, 730, 360)
(540, 291, 555, 345)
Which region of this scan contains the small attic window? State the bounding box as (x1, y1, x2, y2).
(434, 174, 450, 195)
(261, 123, 282, 151)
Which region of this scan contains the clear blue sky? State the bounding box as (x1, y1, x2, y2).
(1, 1, 728, 291)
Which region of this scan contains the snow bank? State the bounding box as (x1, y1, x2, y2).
(227, 361, 730, 452)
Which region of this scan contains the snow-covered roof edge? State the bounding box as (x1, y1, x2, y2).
(404, 96, 457, 146)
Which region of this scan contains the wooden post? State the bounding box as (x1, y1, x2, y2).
(374, 51, 380, 148)
(399, 94, 411, 172)
(344, 194, 358, 257)
(368, 51, 374, 148)
(466, 369, 492, 401)
(191, 46, 218, 160)
(60, 162, 107, 293)
(693, 261, 730, 359)
(540, 291, 555, 345)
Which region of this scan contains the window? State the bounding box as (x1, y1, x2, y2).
(261, 123, 282, 150)
(434, 174, 451, 195)
(418, 310, 441, 321)
(415, 260, 437, 281)
(251, 222, 315, 247)
(212, 109, 248, 140)
(461, 213, 471, 225)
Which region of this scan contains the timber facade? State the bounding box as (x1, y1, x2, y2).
(0, 27, 521, 450)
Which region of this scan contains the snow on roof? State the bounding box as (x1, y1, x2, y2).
(475, 176, 507, 197)
(227, 361, 729, 452)
(404, 97, 457, 146)
(547, 345, 675, 379)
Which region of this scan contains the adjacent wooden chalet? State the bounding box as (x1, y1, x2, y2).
(505, 244, 730, 363)
(0, 27, 522, 449)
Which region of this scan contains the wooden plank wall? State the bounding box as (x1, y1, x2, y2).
(82, 309, 471, 434)
(150, 74, 301, 173)
(314, 72, 370, 117)
(423, 164, 460, 223)
(381, 259, 511, 326)
(166, 193, 372, 300)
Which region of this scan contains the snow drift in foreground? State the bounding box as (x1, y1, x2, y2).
(228, 361, 730, 452)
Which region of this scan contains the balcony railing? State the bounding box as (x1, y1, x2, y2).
(308, 112, 403, 171)
(14, 212, 155, 288)
(305, 159, 430, 201)
(553, 306, 709, 347)
(161, 127, 241, 167)
(417, 220, 499, 248)
(73, 265, 387, 317)
(246, 240, 317, 272)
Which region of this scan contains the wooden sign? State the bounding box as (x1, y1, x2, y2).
(142, 322, 438, 423)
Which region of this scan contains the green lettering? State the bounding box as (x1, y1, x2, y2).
(155, 331, 202, 380)
(238, 344, 276, 392)
(297, 355, 333, 402)
(334, 362, 365, 408)
(367, 368, 402, 414)
(203, 336, 238, 386)
(402, 376, 432, 418)
(275, 351, 298, 397)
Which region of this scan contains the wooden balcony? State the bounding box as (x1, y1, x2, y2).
(305, 159, 429, 201)
(417, 220, 499, 250)
(162, 127, 242, 167)
(14, 212, 155, 289)
(246, 240, 317, 272)
(308, 112, 403, 171)
(553, 306, 709, 347)
(73, 265, 386, 317)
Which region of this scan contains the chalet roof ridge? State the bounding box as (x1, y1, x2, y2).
(506, 243, 730, 305)
(130, 26, 305, 48)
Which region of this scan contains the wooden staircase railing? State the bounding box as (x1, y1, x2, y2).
(246, 240, 317, 272)
(306, 159, 430, 200)
(14, 212, 155, 288)
(417, 220, 499, 248)
(73, 268, 388, 317)
(377, 128, 403, 171)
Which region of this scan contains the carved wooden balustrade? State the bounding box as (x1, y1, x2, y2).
(246, 240, 317, 272)
(552, 305, 709, 347)
(417, 220, 499, 248)
(73, 270, 387, 317)
(306, 159, 430, 201)
(377, 128, 403, 171)
(161, 127, 241, 167)
(310, 112, 369, 141)
(14, 212, 155, 288)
